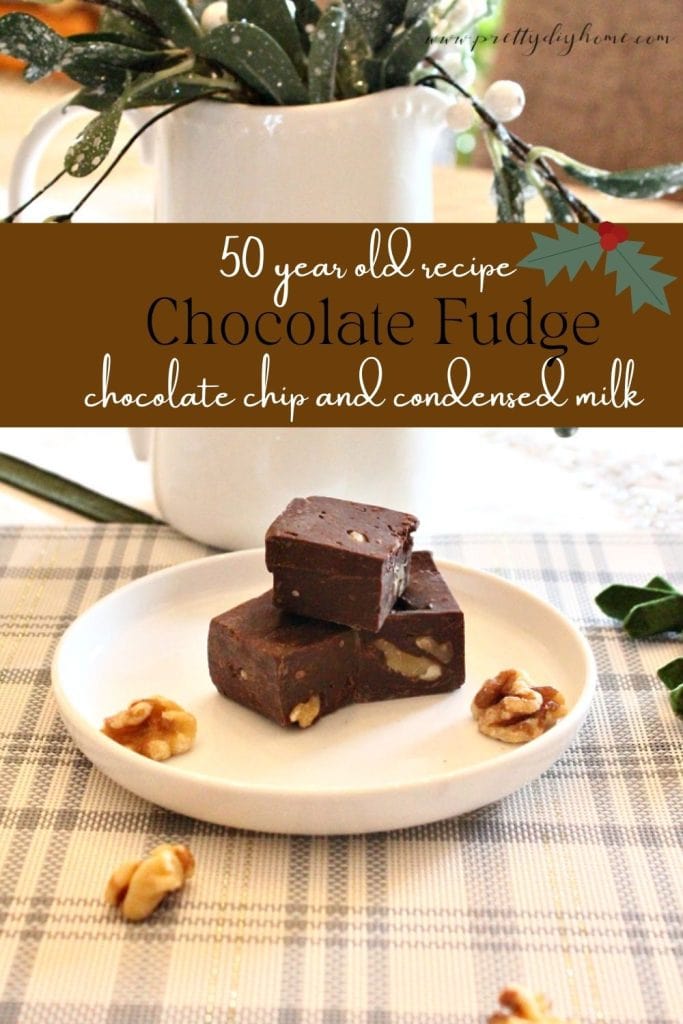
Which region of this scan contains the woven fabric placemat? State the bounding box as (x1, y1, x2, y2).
(0, 526, 681, 1023)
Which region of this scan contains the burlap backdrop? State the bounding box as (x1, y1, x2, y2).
(490, 0, 683, 170)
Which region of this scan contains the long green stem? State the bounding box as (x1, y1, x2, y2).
(3, 168, 67, 224)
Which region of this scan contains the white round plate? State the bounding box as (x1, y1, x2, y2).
(52, 550, 595, 835)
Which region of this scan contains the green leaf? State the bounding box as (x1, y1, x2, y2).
(138, 0, 202, 48)
(646, 576, 678, 592)
(0, 12, 67, 81)
(198, 22, 307, 105)
(596, 584, 678, 621)
(658, 658, 683, 693)
(346, 0, 406, 51)
(70, 85, 126, 112)
(65, 38, 182, 73)
(492, 156, 526, 223)
(668, 683, 683, 717)
(229, 0, 306, 74)
(100, 7, 162, 46)
(308, 4, 346, 103)
(335, 12, 372, 97)
(528, 146, 683, 200)
(537, 182, 575, 225)
(0, 453, 161, 524)
(381, 18, 430, 87)
(364, 16, 431, 91)
(64, 59, 128, 92)
(517, 224, 603, 284)
(624, 594, 683, 638)
(125, 74, 232, 107)
(68, 31, 160, 51)
(64, 97, 125, 177)
(604, 241, 676, 314)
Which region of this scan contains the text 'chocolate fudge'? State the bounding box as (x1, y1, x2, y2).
(265, 496, 418, 631)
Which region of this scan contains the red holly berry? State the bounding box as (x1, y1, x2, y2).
(600, 233, 620, 252)
(598, 223, 629, 250)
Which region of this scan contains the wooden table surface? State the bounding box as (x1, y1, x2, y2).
(2, 72, 681, 224)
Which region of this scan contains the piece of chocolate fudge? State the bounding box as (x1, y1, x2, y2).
(208, 591, 357, 728)
(265, 496, 418, 631)
(354, 551, 465, 702)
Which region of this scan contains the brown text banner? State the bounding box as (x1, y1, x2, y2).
(1, 223, 680, 426)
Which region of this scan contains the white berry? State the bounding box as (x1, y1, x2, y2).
(483, 80, 526, 123)
(201, 1, 228, 32)
(445, 99, 476, 133)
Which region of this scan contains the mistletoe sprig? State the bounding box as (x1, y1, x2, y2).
(1, 1, 682, 224)
(420, 57, 683, 226)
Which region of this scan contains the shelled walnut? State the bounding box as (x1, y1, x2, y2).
(488, 985, 570, 1023)
(105, 844, 195, 922)
(472, 669, 567, 743)
(102, 696, 197, 760)
(289, 694, 321, 728)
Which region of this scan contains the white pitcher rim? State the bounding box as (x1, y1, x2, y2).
(169, 84, 451, 118)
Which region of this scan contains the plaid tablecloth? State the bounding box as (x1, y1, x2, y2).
(0, 526, 681, 1024)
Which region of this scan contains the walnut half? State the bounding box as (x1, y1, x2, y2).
(105, 844, 195, 922)
(488, 985, 571, 1023)
(102, 696, 197, 761)
(289, 694, 321, 728)
(472, 669, 567, 744)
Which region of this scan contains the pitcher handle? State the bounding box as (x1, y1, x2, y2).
(8, 101, 152, 221)
(8, 102, 86, 219)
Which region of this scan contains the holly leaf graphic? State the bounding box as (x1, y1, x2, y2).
(517, 224, 603, 284)
(604, 241, 676, 314)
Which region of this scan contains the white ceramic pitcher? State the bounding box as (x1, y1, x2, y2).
(130, 427, 457, 549)
(11, 87, 455, 548)
(10, 86, 452, 222)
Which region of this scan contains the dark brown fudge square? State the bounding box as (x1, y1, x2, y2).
(208, 591, 357, 728)
(354, 552, 465, 702)
(265, 496, 418, 631)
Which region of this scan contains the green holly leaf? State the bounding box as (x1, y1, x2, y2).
(0, 12, 67, 81)
(604, 241, 676, 314)
(517, 224, 603, 283)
